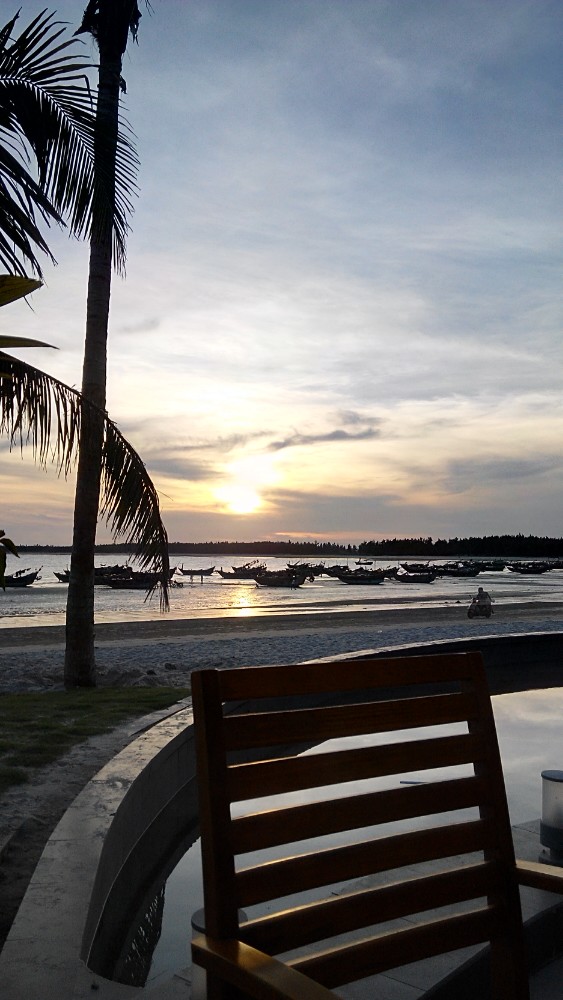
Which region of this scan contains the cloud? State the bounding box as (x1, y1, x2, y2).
(268, 426, 381, 453)
(116, 317, 161, 336)
(445, 455, 560, 492)
(5, 0, 560, 544)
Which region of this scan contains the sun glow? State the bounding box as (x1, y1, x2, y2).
(214, 454, 279, 515)
(216, 483, 262, 515)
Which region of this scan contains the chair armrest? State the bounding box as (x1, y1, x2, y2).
(516, 859, 563, 895)
(192, 933, 336, 1000)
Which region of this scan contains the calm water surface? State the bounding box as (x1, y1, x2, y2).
(2, 553, 563, 628)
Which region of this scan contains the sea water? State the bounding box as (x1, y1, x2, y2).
(2, 553, 563, 628)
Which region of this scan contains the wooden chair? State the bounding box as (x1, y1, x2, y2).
(191, 651, 563, 999)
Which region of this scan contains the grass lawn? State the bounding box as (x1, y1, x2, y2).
(0, 686, 190, 795)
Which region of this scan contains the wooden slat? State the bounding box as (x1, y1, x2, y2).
(232, 775, 485, 854)
(224, 691, 477, 752)
(516, 859, 563, 894)
(228, 732, 482, 801)
(290, 904, 503, 987)
(235, 818, 494, 906)
(241, 861, 501, 955)
(215, 651, 485, 702)
(192, 935, 336, 1000)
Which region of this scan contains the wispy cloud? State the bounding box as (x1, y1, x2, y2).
(268, 426, 380, 453)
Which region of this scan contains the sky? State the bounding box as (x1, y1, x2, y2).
(2, 0, 562, 546)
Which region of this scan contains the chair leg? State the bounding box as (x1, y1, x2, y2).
(490, 937, 530, 1000)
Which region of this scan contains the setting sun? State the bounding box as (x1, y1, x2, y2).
(216, 483, 262, 515)
(214, 454, 279, 515)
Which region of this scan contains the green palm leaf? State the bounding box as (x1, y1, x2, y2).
(0, 350, 169, 608)
(0, 9, 138, 276)
(0, 274, 42, 306)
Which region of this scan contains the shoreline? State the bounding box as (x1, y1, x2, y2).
(1, 598, 563, 650)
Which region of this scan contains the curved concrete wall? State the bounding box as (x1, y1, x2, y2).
(351, 629, 563, 694)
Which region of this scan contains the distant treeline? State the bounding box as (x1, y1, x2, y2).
(17, 534, 563, 558)
(357, 535, 563, 558)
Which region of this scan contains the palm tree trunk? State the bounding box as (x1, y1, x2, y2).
(64, 51, 121, 688)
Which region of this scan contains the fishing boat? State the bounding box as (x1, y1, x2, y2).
(476, 560, 506, 572)
(395, 569, 436, 584)
(335, 569, 385, 585)
(322, 564, 350, 577)
(3, 567, 42, 587)
(105, 570, 166, 589)
(435, 561, 480, 578)
(217, 560, 267, 579)
(286, 561, 325, 576)
(506, 561, 551, 574)
(400, 562, 433, 574)
(177, 565, 215, 576)
(54, 563, 130, 584)
(254, 570, 307, 588)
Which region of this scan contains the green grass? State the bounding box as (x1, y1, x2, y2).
(0, 686, 190, 795)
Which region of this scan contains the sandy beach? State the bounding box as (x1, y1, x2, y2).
(2, 598, 563, 692)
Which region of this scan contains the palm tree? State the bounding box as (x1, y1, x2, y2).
(1, 8, 160, 686)
(65, 1, 145, 687)
(1, 4, 169, 686)
(0, 277, 169, 614)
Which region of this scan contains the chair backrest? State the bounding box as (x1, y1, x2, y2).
(191, 651, 528, 998)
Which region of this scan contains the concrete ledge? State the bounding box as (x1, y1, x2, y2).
(310, 630, 563, 694)
(0, 703, 194, 1000)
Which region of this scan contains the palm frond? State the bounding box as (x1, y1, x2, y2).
(0, 273, 41, 305)
(0, 350, 169, 608)
(0, 143, 59, 275)
(0, 9, 138, 275)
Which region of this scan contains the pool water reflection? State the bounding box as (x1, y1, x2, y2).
(120, 687, 563, 990)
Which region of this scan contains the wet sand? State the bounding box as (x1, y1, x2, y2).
(1, 598, 563, 649)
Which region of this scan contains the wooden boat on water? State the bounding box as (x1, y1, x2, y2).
(177, 565, 215, 576)
(400, 562, 433, 574)
(435, 561, 480, 578)
(254, 570, 307, 588)
(105, 570, 171, 590)
(323, 564, 351, 577)
(335, 569, 385, 585)
(54, 563, 130, 584)
(395, 569, 436, 584)
(286, 561, 325, 576)
(218, 560, 267, 579)
(506, 561, 551, 574)
(477, 560, 506, 572)
(3, 567, 42, 587)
